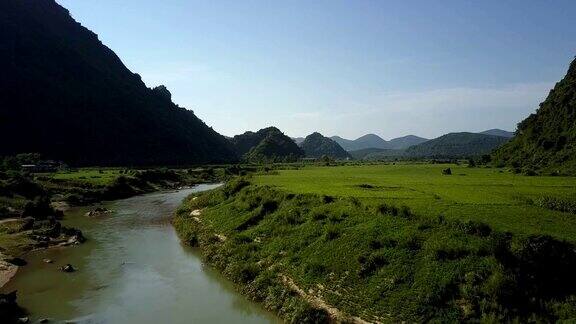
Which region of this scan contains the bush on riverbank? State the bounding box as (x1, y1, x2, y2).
(174, 178, 576, 323)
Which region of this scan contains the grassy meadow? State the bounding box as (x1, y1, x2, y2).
(254, 163, 576, 241)
(48, 168, 126, 186)
(175, 176, 576, 322)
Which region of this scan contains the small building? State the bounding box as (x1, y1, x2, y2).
(21, 160, 67, 173)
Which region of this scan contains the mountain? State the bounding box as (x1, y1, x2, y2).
(493, 58, 576, 174)
(353, 134, 390, 150)
(331, 134, 389, 151)
(299, 133, 351, 159)
(405, 132, 510, 158)
(331, 134, 428, 151)
(231, 127, 304, 162)
(291, 137, 305, 144)
(388, 135, 429, 149)
(0, 0, 237, 166)
(330, 136, 361, 151)
(480, 129, 515, 138)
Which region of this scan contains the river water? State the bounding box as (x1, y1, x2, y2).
(2, 184, 279, 323)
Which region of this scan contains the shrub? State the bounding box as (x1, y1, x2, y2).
(460, 220, 492, 237)
(324, 226, 340, 240)
(358, 253, 388, 277)
(536, 196, 576, 214)
(377, 203, 399, 216)
(292, 305, 330, 324)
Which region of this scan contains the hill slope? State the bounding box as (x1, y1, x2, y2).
(299, 132, 351, 159)
(0, 0, 237, 166)
(291, 137, 305, 145)
(330, 134, 389, 151)
(231, 127, 304, 162)
(480, 129, 515, 138)
(388, 135, 429, 149)
(405, 132, 509, 158)
(331, 134, 428, 151)
(493, 58, 576, 174)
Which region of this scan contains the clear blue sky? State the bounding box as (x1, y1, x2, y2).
(58, 0, 575, 139)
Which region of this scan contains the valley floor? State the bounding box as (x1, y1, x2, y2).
(254, 163, 576, 241)
(174, 165, 576, 323)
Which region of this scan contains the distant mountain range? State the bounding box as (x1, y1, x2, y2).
(493, 58, 576, 175)
(329, 134, 429, 151)
(404, 132, 510, 158)
(299, 133, 350, 159)
(230, 127, 304, 162)
(0, 0, 237, 166)
(292, 137, 305, 145)
(480, 129, 515, 138)
(347, 130, 513, 160)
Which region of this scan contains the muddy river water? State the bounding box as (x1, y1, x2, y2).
(2, 184, 279, 323)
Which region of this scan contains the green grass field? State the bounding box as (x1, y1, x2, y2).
(48, 168, 126, 186)
(254, 164, 576, 241)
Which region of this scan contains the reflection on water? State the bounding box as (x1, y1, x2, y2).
(2, 184, 279, 323)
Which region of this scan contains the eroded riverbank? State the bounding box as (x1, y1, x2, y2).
(1, 185, 279, 323)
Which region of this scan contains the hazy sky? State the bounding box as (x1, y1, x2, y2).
(58, 0, 575, 139)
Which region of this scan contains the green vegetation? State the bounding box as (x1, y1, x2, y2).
(231, 127, 304, 163)
(299, 132, 350, 159)
(405, 132, 509, 159)
(0, 161, 234, 260)
(175, 178, 576, 322)
(49, 169, 125, 186)
(253, 164, 576, 242)
(493, 58, 576, 175)
(0, 0, 237, 166)
(349, 148, 405, 160)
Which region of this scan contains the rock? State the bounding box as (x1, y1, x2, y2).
(0, 292, 23, 320)
(442, 168, 452, 175)
(43, 259, 53, 264)
(39, 318, 50, 323)
(60, 264, 75, 273)
(85, 207, 112, 217)
(7, 258, 27, 266)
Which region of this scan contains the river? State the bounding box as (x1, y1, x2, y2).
(2, 184, 279, 323)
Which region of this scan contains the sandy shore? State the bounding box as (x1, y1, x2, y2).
(0, 260, 18, 289)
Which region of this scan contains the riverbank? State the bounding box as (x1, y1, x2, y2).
(0, 167, 234, 322)
(2, 186, 278, 323)
(0, 167, 233, 259)
(174, 178, 576, 323)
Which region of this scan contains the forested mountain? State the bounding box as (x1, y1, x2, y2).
(291, 137, 305, 144)
(299, 132, 351, 159)
(230, 127, 304, 162)
(405, 132, 509, 158)
(480, 129, 515, 138)
(387, 135, 429, 149)
(330, 134, 427, 151)
(0, 0, 237, 166)
(331, 134, 389, 151)
(493, 58, 576, 174)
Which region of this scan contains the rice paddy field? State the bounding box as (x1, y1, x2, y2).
(254, 163, 576, 241)
(48, 168, 125, 186)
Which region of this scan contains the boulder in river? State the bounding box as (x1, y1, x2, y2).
(84, 207, 112, 217)
(60, 264, 75, 273)
(0, 291, 25, 323)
